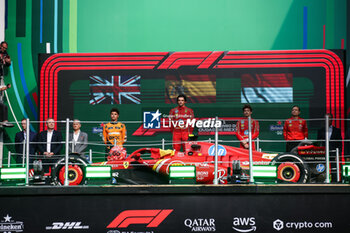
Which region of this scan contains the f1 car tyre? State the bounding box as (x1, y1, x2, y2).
(52, 155, 89, 185)
(276, 162, 301, 182)
(270, 154, 310, 183)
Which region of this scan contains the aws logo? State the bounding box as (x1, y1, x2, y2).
(107, 209, 173, 228)
(232, 217, 256, 232)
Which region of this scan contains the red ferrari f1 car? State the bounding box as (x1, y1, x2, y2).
(46, 140, 326, 185)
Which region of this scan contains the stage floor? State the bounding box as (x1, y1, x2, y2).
(1, 183, 350, 196)
(1, 184, 349, 232)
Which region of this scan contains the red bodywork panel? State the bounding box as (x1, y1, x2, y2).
(297, 145, 326, 155)
(93, 142, 276, 184)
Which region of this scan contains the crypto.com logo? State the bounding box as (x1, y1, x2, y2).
(273, 219, 284, 231)
(107, 209, 173, 228)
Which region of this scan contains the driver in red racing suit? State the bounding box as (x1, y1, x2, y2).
(169, 94, 194, 151)
(283, 105, 308, 152)
(236, 104, 259, 150)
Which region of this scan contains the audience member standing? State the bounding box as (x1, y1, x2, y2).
(36, 118, 63, 169)
(69, 119, 88, 157)
(14, 118, 37, 165)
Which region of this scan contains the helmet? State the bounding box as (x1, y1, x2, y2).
(107, 146, 127, 161)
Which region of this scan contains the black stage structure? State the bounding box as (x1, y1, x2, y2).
(0, 184, 350, 233)
(6, 49, 346, 232)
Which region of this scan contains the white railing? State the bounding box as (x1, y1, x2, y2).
(0, 116, 349, 186)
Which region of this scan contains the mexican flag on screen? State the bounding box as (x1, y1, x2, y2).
(241, 73, 293, 103)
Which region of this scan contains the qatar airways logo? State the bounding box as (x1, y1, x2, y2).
(184, 218, 216, 232)
(143, 110, 222, 129)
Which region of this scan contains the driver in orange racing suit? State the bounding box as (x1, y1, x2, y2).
(169, 94, 194, 151)
(103, 108, 127, 157)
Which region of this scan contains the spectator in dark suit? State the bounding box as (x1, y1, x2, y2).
(317, 113, 342, 181)
(14, 118, 37, 166)
(69, 119, 88, 158)
(36, 118, 63, 169)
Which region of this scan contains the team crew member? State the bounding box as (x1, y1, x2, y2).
(283, 105, 308, 152)
(236, 104, 259, 150)
(103, 108, 127, 154)
(0, 42, 13, 127)
(0, 83, 14, 127)
(169, 94, 194, 151)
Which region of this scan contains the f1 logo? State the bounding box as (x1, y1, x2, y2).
(107, 209, 173, 228)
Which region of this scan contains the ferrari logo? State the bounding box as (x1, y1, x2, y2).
(123, 162, 129, 169)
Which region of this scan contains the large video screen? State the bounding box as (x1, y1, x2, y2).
(39, 50, 345, 156)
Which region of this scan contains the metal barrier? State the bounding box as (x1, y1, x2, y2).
(0, 116, 349, 186)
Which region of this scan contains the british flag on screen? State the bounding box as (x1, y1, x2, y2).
(89, 75, 141, 105)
